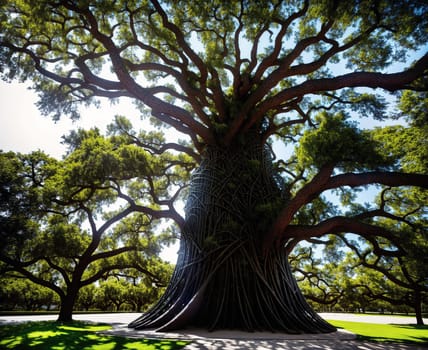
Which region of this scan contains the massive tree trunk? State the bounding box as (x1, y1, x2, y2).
(129, 135, 335, 333)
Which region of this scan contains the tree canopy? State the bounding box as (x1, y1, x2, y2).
(1, 1, 427, 145)
(1, 0, 427, 332)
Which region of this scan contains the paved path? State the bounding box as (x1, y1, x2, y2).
(320, 312, 428, 325)
(0, 312, 427, 350)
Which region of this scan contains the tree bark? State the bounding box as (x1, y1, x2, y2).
(414, 291, 424, 326)
(57, 290, 78, 322)
(129, 136, 335, 333)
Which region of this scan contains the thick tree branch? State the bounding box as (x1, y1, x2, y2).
(257, 52, 428, 119)
(263, 163, 335, 252)
(0, 255, 65, 298)
(115, 189, 185, 229)
(269, 171, 428, 252)
(225, 52, 428, 143)
(149, 0, 208, 88)
(325, 171, 428, 190)
(284, 217, 403, 257)
(252, 1, 309, 84)
(340, 236, 427, 292)
(44, 257, 71, 287)
(81, 262, 161, 286)
(89, 246, 136, 263)
(3, 3, 216, 146)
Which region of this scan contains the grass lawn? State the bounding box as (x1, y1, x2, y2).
(1, 319, 427, 349)
(0, 321, 189, 350)
(329, 320, 428, 345)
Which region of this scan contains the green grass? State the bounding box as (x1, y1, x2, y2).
(0, 321, 189, 350)
(329, 320, 428, 345)
(2, 319, 427, 348)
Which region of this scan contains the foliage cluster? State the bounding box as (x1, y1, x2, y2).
(0, 274, 166, 314)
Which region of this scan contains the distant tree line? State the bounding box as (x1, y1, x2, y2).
(290, 244, 427, 323)
(0, 274, 166, 313)
(2, 253, 426, 322)
(2, 240, 426, 323)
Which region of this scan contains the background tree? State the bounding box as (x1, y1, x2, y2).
(107, 263, 173, 312)
(124, 278, 166, 313)
(97, 278, 130, 311)
(0, 129, 182, 321)
(290, 246, 345, 310)
(0, 276, 59, 311)
(340, 105, 428, 324)
(75, 283, 98, 311)
(1, 0, 427, 332)
(336, 217, 428, 325)
(350, 256, 427, 323)
(294, 245, 427, 321)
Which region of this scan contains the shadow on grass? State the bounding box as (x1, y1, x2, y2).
(387, 324, 428, 345)
(0, 321, 189, 350)
(341, 324, 427, 345)
(392, 324, 428, 330)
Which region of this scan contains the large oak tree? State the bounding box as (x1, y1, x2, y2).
(1, 0, 427, 333)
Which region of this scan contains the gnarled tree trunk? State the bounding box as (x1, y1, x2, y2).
(129, 136, 335, 333)
(414, 290, 424, 326)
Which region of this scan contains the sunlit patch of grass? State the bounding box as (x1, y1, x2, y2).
(59, 323, 112, 332)
(330, 320, 428, 345)
(0, 321, 189, 349)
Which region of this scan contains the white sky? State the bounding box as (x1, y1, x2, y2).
(0, 81, 144, 158)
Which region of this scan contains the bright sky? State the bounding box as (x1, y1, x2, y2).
(0, 81, 144, 158)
